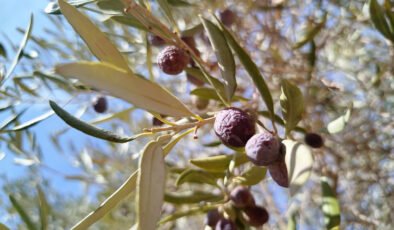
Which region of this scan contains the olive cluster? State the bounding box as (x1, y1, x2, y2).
(214, 107, 289, 187)
(204, 186, 269, 229)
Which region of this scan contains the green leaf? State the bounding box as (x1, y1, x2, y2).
(200, 17, 236, 102)
(181, 24, 203, 36)
(0, 43, 7, 58)
(55, 62, 194, 117)
(287, 212, 297, 230)
(280, 80, 305, 135)
(0, 223, 10, 230)
(96, 0, 124, 13)
(190, 153, 249, 172)
(176, 169, 224, 187)
(158, 0, 179, 30)
(185, 67, 225, 91)
(0, 109, 27, 130)
(164, 191, 223, 204)
(168, 0, 193, 7)
(219, 22, 274, 116)
(190, 87, 248, 102)
(136, 140, 166, 230)
(108, 16, 147, 31)
(163, 129, 194, 156)
(45, 0, 96, 14)
(1, 14, 33, 85)
(9, 195, 37, 230)
(71, 170, 138, 230)
(0, 110, 54, 133)
(327, 105, 352, 134)
(159, 204, 218, 224)
(283, 140, 313, 197)
(37, 186, 50, 230)
(58, 0, 130, 71)
(233, 166, 267, 186)
(50, 100, 147, 142)
(321, 177, 341, 229)
(293, 14, 327, 49)
(370, 0, 394, 42)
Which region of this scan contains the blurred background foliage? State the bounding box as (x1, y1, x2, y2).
(0, 0, 393, 229)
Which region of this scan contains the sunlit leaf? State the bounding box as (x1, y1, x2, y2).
(259, 111, 306, 133)
(200, 17, 236, 102)
(283, 140, 313, 196)
(233, 166, 267, 186)
(37, 186, 50, 230)
(0, 109, 27, 130)
(369, 0, 394, 42)
(190, 87, 248, 102)
(0, 152, 5, 161)
(280, 80, 305, 135)
(159, 204, 218, 224)
(168, 0, 194, 7)
(327, 105, 352, 134)
(45, 0, 96, 14)
(163, 129, 194, 156)
(181, 23, 203, 36)
(49, 100, 146, 143)
(58, 0, 130, 70)
(0, 110, 54, 133)
(55, 62, 194, 117)
(176, 169, 223, 187)
(136, 141, 166, 230)
(190, 153, 249, 172)
(14, 157, 39, 166)
(321, 177, 341, 229)
(9, 195, 37, 230)
(185, 67, 225, 92)
(96, 0, 124, 13)
(165, 191, 223, 204)
(1, 14, 33, 85)
(108, 16, 147, 31)
(158, 0, 178, 30)
(218, 21, 274, 116)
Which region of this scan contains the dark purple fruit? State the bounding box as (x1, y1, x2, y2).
(93, 96, 107, 113)
(245, 132, 280, 166)
(242, 206, 269, 227)
(214, 107, 256, 148)
(268, 160, 289, 188)
(152, 115, 166, 126)
(219, 9, 236, 27)
(149, 34, 166, 46)
(215, 218, 237, 230)
(229, 186, 255, 208)
(205, 209, 222, 227)
(304, 132, 324, 148)
(157, 46, 190, 75)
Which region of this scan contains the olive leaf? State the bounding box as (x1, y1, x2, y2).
(45, 0, 96, 14)
(49, 100, 145, 143)
(57, 0, 130, 71)
(369, 0, 394, 43)
(9, 195, 37, 230)
(293, 14, 327, 49)
(190, 87, 248, 102)
(136, 140, 166, 230)
(327, 104, 352, 134)
(55, 61, 194, 117)
(0, 110, 54, 133)
(108, 16, 147, 31)
(200, 17, 236, 102)
(176, 169, 224, 187)
(217, 21, 274, 117)
(233, 166, 267, 186)
(164, 191, 223, 204)
(157, 0, 179, 30)
(283, 139, 313, 197)
(280, 80, 305, 135)
(321, 177, 341, 229)
(189, 152, 249, 172)
(159, 204, 218, 224)
(1, 14, 33, 85)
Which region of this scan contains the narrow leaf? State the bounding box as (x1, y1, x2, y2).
(0, 223, 10, 230)
(259, 111, 306, 133)
(200, 17, 236, 102)
(370, 0, 394, 42)
(45, 0, 96, 14)
(49, 100, 144, 143)
(58, 0, 130, 70)
(321, 177, 341, 229)
(0, 43, 7, 58)
(219, 22, 274, 116)
(55, 62, 193, 117)
(176, 169, 223, 187)
(191, 87, 248, 102)
(136, 141, 166, 230)
(159, 204, 218, 224)
(0, 110, 54, 133)
(283, 140, 313, 196)
(37, 186, 50, 230)
(190, 153, 249, 172)
(109, 16, 147, 31)
(168, 0, 194, 7)
(234, 166, 267, 186)
(2, 14, 33, 85)
(9, 195, 37, 230)
(157, 0, 179, 30)
(293, 14, 326, 49)
(71, 171, 138, 230)
(164, 191, 223, 204)
(163, 129, 194, 156)
(327, 105, 352, 134)
(280, 80, 305, 135)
